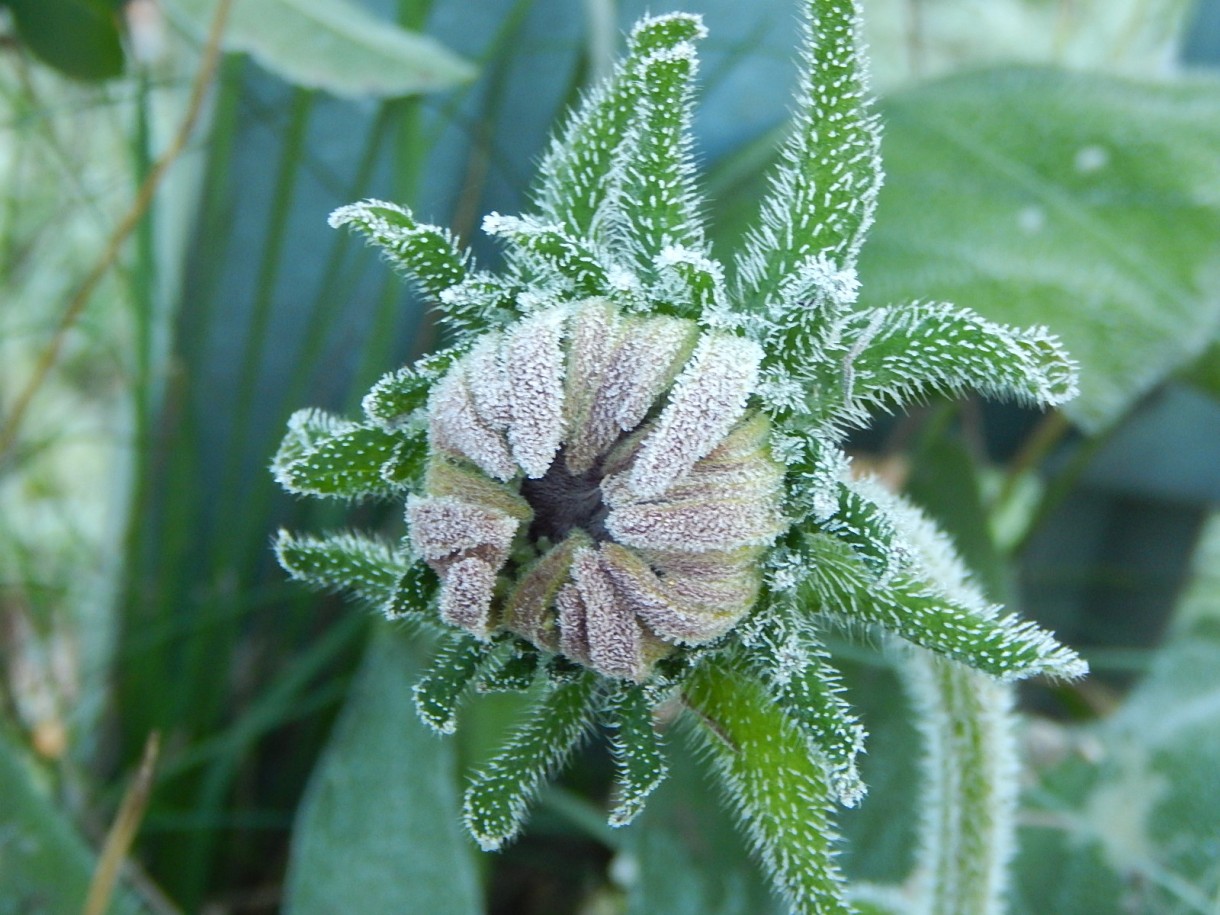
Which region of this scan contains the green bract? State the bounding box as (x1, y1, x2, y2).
(271, 2, 1086, 911)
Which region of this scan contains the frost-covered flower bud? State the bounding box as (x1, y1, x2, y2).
(406, 298, 786, 681)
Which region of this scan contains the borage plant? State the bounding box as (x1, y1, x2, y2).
(271, 1, 1086, 911)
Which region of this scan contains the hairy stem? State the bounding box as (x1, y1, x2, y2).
(901, 649, 1019, 915)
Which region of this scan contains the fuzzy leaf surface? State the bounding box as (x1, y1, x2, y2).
(284, 631, 480, 915)
(462, 674, 597, 850)
(797, 532, 1086, 681)
(274, 530, 407, 609)
(683, 658, 853, 915)
(605, 685, 669, 827)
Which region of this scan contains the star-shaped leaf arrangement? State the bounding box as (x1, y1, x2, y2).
(271, 2, 1086, 910)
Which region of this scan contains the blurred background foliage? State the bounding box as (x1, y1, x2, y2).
(1, 0, 1218, 912)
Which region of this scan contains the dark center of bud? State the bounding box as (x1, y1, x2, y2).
(520, 448, 610, 545)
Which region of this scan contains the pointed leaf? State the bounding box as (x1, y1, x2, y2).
(607, 42, 705, 281)
(329, 199, 469, 299)
(274, 530, 406, 607)
(743, 611, 866, 806)
(284, 631, 480, 915)
(462, 674, 597, 850)
(683, 657, 853, 915)
(413, 633, 497, 735)
(274, 415, 415, 499)
(605, 685, 669, 827)
(818, 302, 1078, 431)
(797, 532, 1086, 681)
(482, 213, 609, 295)
(736, 0, 882, 310)
(534, 13, 707, 239)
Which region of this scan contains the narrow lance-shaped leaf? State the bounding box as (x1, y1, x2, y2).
(797, 532, 1087, 681)
(735, 0, 881, 311)
(604, 685, 669, 827)
(274, 530, 407, 607)
(330, 199, 468, 297)
(683, 658, 853, 915)
(463, 674, 598, 850)
(383, 561, 440, 622)
(413, 633, 498, 735)
(815, 302, 1079, 433)
(476, 643, 540, 694)
(329, 201, 517, 340)
(742, 610, 866, 806)
(605, 43, 705, 288)
(533, 13, 707, 238)
(273, 409, 417, 499)
(901, 650, 1019, 915)
(482, 213, 609, 296)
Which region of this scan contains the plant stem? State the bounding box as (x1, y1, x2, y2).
(901, 649, 1018, 915)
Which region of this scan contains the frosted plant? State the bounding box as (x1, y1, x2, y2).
(271, 1, 1086, 911)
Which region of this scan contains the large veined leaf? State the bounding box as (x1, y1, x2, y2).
(283, 630, 480, 915)
(1012, 515, 1220, 914)
(859, 68, 1220, 433)
(165, 0, 475, 98)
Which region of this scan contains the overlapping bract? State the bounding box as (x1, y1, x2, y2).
(273, 2, 1087, 912)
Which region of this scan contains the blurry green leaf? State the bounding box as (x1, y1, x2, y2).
(4, 0, 125, 81)
(284, 629, 480, 915)
(859, 68, 1220, 433)
(164, 0, 475, 98)
(1182, 339, 1220, 401)
(1013, 515, 1220, 914)
(0, 728, 142, 914)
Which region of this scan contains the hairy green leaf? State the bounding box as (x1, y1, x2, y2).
(413, 633, 496, 735)
(462, 674, 597, 851)
(533, 13, 707, 239)
(604, 685, 669, 827)
(736, 0, 882, 310)
(683, 658, 853, 915)
(274, 530, 407, 607)
(797, 532, 1086, 681)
